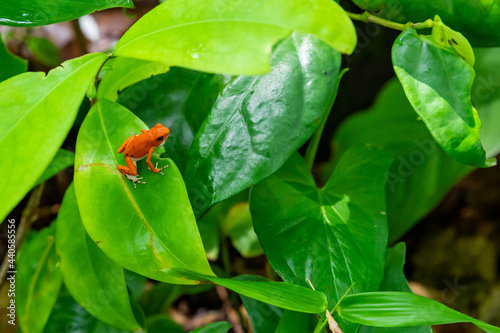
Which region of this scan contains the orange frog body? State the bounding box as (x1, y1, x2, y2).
(117, 123, 170, 187)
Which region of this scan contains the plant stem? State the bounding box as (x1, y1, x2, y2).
(89, 54, 113, 107)
(304, 68, 348, 170)
(71, 19, 88, 55)
(347, 11, 433, 31)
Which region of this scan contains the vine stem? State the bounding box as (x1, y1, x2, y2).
(89, 54, 113, 107)
(346, 11, 433, 31)
(304, 68, 349, 170)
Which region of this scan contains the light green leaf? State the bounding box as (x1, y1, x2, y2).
(0, 36, 27, 81)
(222, 203, 263, 258)
(165, 269, 328, 314)
(74, 99, 213, 284)
(0, 52, 107, 222)
(190, 321, 232, 333)
(98, 57, 170, 101)
(338, 292, 500, 333)
(17, 224, 62, 333)
(35, 149, 74, 186)
(250, 147, 392, 331)
(56, 183, 140, 330)
(114, 0, 355, 74)
(0, 0, 134, 27)
(431, 15, 474, 66)
(26, 37, 60, 67)
(392, 28, 492, 167)
(185, 32, 342, 216)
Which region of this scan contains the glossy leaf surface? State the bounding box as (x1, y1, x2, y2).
(332, 76, 500, 242)
(0, 0, 133, 27)
(167, 269, 328, 313)
(338, 292, 500, 333)
(0, 52, 107, 222)
(0, 37, 27, 82)
(114, 0, 355, 74)
(35, 149, 74, 186)
(392, 29, 490, 167)
(250, 148, 391, 329)
(56, 183, 139, 330)
(190, 321, 232, 333)
(117, 67, 224, 173)
(17, 224, 62, 333)
(186, 32, 342, 216)
(350, 0, 500, 46)
(74, 99, 213, 284)
(98, 57, 170, 102)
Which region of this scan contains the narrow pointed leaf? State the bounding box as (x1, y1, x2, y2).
(98, 57, 170, 102)
(0, 37, 27, 81)
(0, 52, 107, 222)
(392, 28, 491, 167)
(147, 314, 185, 333)
(74, 99, 213, 284)
(338, 292, 500, 333)
(186, 32, 342, 216)
(0, 0, 133, 27)
(114, 0, 355, 75)
(190, 321, 232, 333)
(17, 224, 62, 333)
(56, 183, 140, 330)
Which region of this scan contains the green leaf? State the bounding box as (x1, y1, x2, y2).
(222, 203, 263, 258)
(275, 310, 316, 333)
(26, 37, 60, 67)
(98, 57, 170, 102)
(392, 28, 492, 168)
(337, 292, 500, 333)
(165, 269, 328, 314)
(35, 149, 74, 186)
(198, 204, 223, 261)
(0, 0, 134, 27)
(359, 244, 432, 333)
(124, 270, 147, 300)
(117, 67, 225, 174)
(17, 224, 62, 333)
(431, 15, 474, 66)
(147, 314, 185, 333)
(185, 32, 342, 216)
(56, 183, 140, 330)
(350, 0, 500, 46)
(0, 36, 27, 81)
(74, 99, 213, 284)
(0, 52, 107, 222)
(190, 321, 232, 333)
(250, 147, 392, 331)
(114, 0, 355, 75)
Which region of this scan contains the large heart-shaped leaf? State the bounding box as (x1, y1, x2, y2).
(0, 36, 27, 81)
(17, 224, 62, 333)
(114, 0, 355, 75)
(56, 183, 139, 330)
(74, 99, 213, 284)
(0, 52, 107, 222)
(250, 147, 392, 330)
(185, 32, 342, 216)
(0, 0, 133, 27)
(392, 28, 492, 168)
(117, 67, 225, 174)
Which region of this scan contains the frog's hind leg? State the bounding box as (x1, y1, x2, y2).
(117, 157, 145, 188)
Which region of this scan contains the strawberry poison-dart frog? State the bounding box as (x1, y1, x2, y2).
(117, 124, 170, 187)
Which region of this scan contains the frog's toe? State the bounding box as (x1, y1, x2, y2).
(125, 174, 146, 188)
(155, 162, 170, 176)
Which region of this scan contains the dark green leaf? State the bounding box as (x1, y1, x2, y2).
(393, 28, 492, 167)
(0, 36, 27, 81)
(35, 149, 74, 186)
(189, 321, 232, 333)
(114, 0, 355, 74)
(117, 67, 225, 174)
(98, 57, 170, 102)
(338, 292, 500, 333)
(222, 203, 263, 258)
(275, 310, 316, 333)
(186, 32, 342, 216)
(17, 224, 62, 333)
(0, 0, 133, 27)
(0, 52, 107, 222)
(147, 314, 185, 333)
(26, 37, 60, 67)
(124, 270, 147, 301)
(350, 0, 500, 46)
(250, 147, 392, 331)
(56, 183, 139, 330)
(74, 99, 213, 284)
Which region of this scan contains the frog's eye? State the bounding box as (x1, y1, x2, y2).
(157, 136, 164, 141)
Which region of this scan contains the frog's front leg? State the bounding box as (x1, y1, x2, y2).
(117, 156, 146, 188)
(146, 147, 169, 175)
